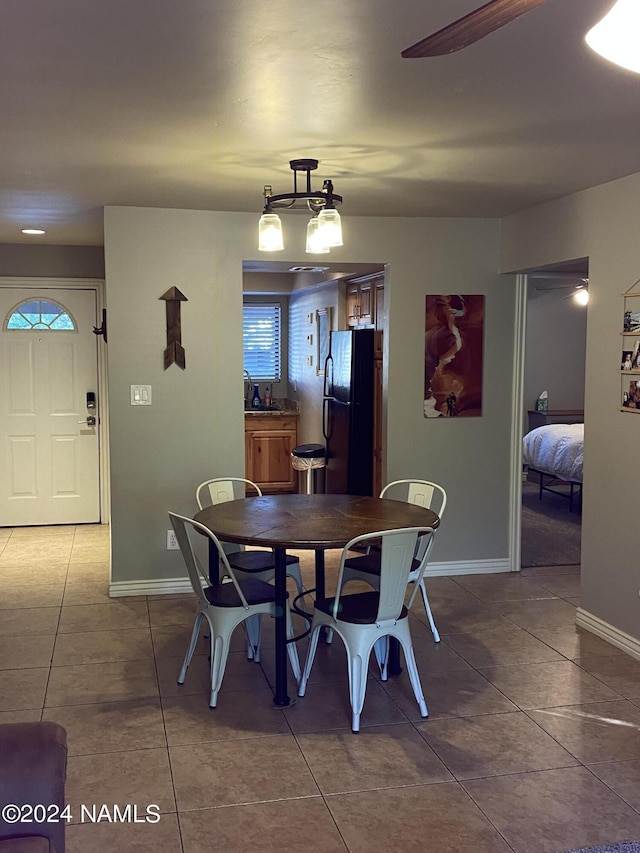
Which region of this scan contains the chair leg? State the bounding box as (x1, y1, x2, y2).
(209, 631, 232, 708)
(419, 578, 440, 643)
(298, 623, 322, 697)
(178, 612, 204, 684)
(397, 631, 428, 718)
(287, 564, 305, 597)
(373, 636, 389, 681)
(285, 607, 301, 683)
(244, 614, 262, 662)
(345, 641, 370, 733)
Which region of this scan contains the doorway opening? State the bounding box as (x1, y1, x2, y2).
(520, 262, 588, 574)
(242, 260, 385, 495)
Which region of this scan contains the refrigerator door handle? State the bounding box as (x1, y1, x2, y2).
(322, 396, 332, 442)
(323, 354, 333, 398)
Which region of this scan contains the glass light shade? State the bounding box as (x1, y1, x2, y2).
(574, 287, 589, 306)
(258, 213, 284, 251)
(316, 208, 343, 247)
(585, 0, 640, 73)
(305, 217, 330, 254)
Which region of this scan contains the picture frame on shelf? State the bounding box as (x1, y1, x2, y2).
(621, 350, 634, 371)
(622, 379, 640, 409)
(623, 310, 640, 332)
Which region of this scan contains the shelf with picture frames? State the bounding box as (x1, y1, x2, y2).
(620, 287, 640, 412)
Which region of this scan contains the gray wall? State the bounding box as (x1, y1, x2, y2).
(104, 206, 511, 583)
(524, 278, 587, 421)
(0, 244, 104, 278)
(502, 172, 640, 642)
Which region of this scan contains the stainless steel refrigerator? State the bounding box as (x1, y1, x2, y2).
(322, 329, 375, 495)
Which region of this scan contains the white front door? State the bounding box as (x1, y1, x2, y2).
(0, 288, 100, 526)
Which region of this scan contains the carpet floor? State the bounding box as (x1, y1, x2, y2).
(562, 843, 640, 853)
(521, 478, 582, 567)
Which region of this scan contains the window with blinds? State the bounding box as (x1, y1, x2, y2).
(243, 303, 281, 381)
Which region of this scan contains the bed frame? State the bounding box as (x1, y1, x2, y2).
(528, 467, 582, 513)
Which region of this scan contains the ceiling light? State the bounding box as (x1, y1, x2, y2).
(21, 228, 46, 235)
(288, 266, 330, 273)
(573, 286, 589, 306)
(585, 0, 640, 73)
(305, 217, 330, 254)
(259, 159, 343, 254)
(257, 213, 284, 252)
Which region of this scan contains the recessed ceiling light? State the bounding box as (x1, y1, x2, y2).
(288, 266, 330, 273)
(21, 228, 46, 235)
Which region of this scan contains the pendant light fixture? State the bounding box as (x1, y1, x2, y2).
(586, 0, 640, 74)
(258, 159, 343, 254)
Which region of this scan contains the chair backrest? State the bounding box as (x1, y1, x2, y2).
(380, 480, 445, 565)
(379, 479, 447, 520)
(336, 527, 435, 623)
(195, 477, 263, 511)
(168, 511, 251, 609)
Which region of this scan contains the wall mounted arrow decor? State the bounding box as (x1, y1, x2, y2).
(160, 286, 188, 369)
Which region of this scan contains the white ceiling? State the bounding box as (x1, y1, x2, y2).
(0, 0, 635, 247)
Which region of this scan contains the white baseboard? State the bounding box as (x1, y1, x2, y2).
(109, 577, 191, 597)
(424, 558, 512, 577)
(576, 607, 640, 661)
(109, 559, 512, 597)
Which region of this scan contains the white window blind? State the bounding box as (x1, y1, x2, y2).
(243, 303, 281, 381)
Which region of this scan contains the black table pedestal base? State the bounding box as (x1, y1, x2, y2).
(273, 547, 291, 707)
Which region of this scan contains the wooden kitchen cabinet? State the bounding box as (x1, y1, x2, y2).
(346, 273, 385, 355)
(244, 415, 298, 494)
(346, 278, 373, 327)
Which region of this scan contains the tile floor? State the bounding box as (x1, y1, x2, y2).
(2, 525, 640, 852)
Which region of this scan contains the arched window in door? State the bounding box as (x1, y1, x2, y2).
(4, 298, 76, 331)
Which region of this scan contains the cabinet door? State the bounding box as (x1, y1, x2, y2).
(346, 282, 360, 327)
(246, 429, 297, 493)
(358, 282, 372, 325)
(346, 282, 372, 326)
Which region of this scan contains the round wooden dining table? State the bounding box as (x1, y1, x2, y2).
(193, 493, 439, 706)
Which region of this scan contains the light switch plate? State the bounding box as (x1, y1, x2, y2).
(131, 385, 152, 405)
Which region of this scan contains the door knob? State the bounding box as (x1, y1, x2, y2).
(78, 416, 97, 427)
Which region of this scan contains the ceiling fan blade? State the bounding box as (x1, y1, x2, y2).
(402, 0, 551, 59)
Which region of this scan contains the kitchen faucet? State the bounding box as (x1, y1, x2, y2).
(243, 369, 252, 403)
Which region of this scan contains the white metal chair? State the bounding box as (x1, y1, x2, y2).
(169, 511, 301, 707)
(195, 477, 305, 598)
(340, 479, 446, 643)
(298, 527, 432, 732)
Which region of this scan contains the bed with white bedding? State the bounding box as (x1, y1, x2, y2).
(522, 423, 583, 511)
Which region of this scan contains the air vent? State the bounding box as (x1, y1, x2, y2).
(288, 266, 330, 273)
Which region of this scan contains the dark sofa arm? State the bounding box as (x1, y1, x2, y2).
(0, 723, 67, 853)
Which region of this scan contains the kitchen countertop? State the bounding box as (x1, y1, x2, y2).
(244, 408, 299, 417)
(244, 398, 299, 417)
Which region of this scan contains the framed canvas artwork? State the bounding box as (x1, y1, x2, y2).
(424, 294, 484, 418)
